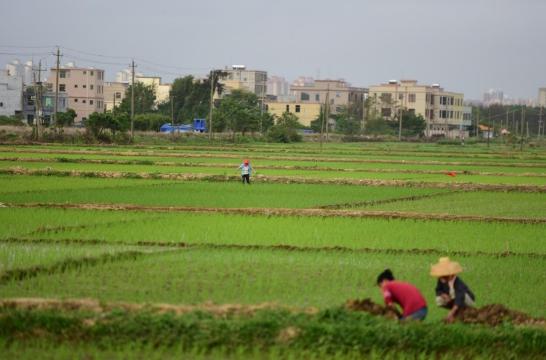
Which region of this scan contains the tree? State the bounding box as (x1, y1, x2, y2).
(55, 108, 77, 129)
(118, 83, 156, 115)
(133, 113, 170, 131)
(86, 111, 130, 138)
(214, 90, 261, 136)
(159, 72, 227, 125)
(365, 115, 393, 135)
(400, 112, 426, 136)
(333, 105, 362, 135)
(267, 111, 303, 143)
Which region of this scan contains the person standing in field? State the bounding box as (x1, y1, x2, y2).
(376, 269, 428, 321)
(430, 257, 475, 323)
(239, 159, 252, 184)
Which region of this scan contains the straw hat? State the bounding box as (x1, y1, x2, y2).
(430, 257, 463, 277)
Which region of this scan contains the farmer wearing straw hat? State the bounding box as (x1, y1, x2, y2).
(430, 257, 475, 323)
(238, 159, 252, 184)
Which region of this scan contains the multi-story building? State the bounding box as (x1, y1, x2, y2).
(267, 76, 289, 99)
(483, 89, 504, 106)
(103, 82, 128, 111)
(0, 70, 23, 117)
(135, 76, 171, 105)
(368, 80, 465, 138)
(265, 101, 321, 127)
(5, 60, 35, 85)
(220, 65, 267, 98)
(48, 63, 105, 123)
(22, 87, 68, 125)
(290, 79, 367, 115)
(538, 88, 546, 107)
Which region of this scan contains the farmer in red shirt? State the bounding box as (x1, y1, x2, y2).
(377, 269, 428, 321)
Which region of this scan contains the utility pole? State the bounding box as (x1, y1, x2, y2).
(170, 95, 174, 125)
(539, 107, 543, 138)
(130, 59, 136, 139)
(209, 70, 215, 140)
(487, 107, 491, 147)
(325, 83, 330, 141)
(398, 84, 403, 141)
(53, 47, 62, 127)
(33, 60, 46, 140)
(475, 109, 479, 137)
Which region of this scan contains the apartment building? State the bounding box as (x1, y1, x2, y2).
(266, 76, 289, 98)
(290, 79, 367, 115)
(103, 82, 128, 111)
(48, 63, 105, 123)
(0, 70, 23, 117)
(265, 101, 321, 127)
(368, 80, 465, 138)
(539, 88, 546, 107)
(22, 87, 68, 125)
(220, 65, 267, 97)
(136, 76, 171, 104)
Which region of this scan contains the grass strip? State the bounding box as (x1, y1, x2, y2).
(3, 168, 546, 192)
(0, 250, 150, 284)
(4, 147, 546, 168)
(3, 156, 546, 178)
(2, 237, 544, 259)
(9, 202, 546, 224)
(318, 191, 456, 209)
(0, 302, 544, 358)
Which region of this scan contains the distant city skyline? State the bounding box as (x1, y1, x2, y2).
(2, 0, 545, 100)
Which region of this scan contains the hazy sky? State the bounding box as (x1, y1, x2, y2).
(1, 0, 545, 99)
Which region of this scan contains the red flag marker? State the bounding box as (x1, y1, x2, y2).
(446, 171, 457, 177)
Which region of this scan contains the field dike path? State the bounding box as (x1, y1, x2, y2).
(3, 156, 546, 178)
(3, 167, 546, 192)
(0, 250, 161, 284)
(3, 237, 544, 259)
(3, 147, 546, 168)
(8, 202, 546, 224)
(0, 298, 316, 316)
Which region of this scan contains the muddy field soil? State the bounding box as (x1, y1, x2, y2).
(345, 298, 400, 319)
(457, 304, 546, 326)
(346, 298, 545, 327)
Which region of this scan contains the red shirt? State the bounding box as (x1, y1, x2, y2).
(382, 280, 427, 317)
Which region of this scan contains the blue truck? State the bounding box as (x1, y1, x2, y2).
(159, 119, 207, 133)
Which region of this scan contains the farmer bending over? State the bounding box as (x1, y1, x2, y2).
(430, 257, 475, 323)
(239, 159, 252, 184)
(377, 269, 428, 321)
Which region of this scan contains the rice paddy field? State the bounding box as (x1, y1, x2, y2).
(1, 141, 545, 359)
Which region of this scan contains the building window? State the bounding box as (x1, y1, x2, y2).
(59, 84, 66, 92)
(90, 71, 94, 76)
(381, 108, 392, 117)
(265, 104, 269, 111)
(115, 92, 121, 99)
(90, 100, 94, 105)
(83, 85, 86, 89)
(83, 71, 87, 75)
(295, 105, 301, 113)
(74, 99, 78, 103)
(408, 93, 416, 102)
(301, 92, 310, 101)
(82, 100, 86, 104)
(0, 102, 3, 107)
(336, 92, 341, 98)
(286, 105, 290, 112)
(315, 94, 320, 101)
(60, 70, 66, 78)
(90, 85, 94, 90)
(74, 84, 78, 88)
(380, 93, 392, 103)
